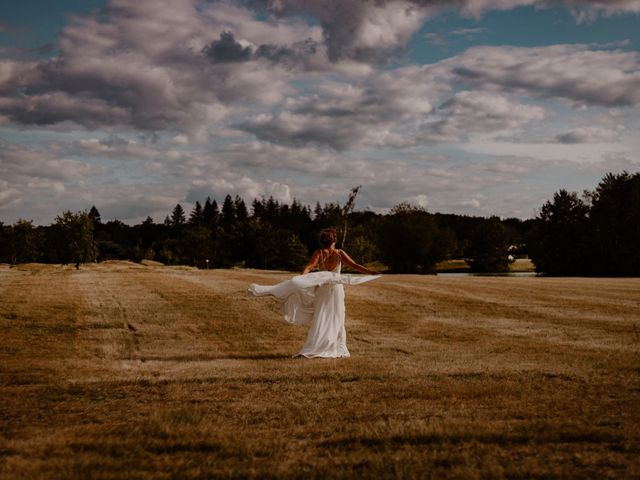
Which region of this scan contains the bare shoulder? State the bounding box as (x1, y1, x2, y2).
(337, 249, 351, 260)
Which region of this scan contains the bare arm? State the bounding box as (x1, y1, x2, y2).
(302, 250, 321, 274)
(338, 249, 381, 275)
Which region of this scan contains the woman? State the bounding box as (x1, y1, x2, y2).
(248, 227, 381, 358)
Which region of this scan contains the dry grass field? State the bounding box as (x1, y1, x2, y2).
(1, 262, 639, 479)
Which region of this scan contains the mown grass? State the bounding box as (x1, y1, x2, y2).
(0, 262, 639, 479)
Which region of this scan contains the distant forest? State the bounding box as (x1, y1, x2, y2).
(1, 172, 638, 276)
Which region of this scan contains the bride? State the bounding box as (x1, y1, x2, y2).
(248, 228, 381, 358)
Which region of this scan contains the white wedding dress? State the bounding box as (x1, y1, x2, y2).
(248, 256, 380, 358)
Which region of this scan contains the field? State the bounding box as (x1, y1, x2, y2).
(1, 262, 639, 479)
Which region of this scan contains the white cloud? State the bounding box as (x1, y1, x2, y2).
(460, 135, 635, 163)
(0, 139, 102, 222)
(0, 0, 321, 135)
(353, 1, 427, 51)
(419, 91, 545, 144)
(407, 193, 429, 208)
(449, 45, 640, 107)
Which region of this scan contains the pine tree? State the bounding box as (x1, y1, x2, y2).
(171, 204, 186, 227)
(221, 195, 235, 227)
(88, 206, 101, 224)
(211, 199, 219, 225)
(235, 195, 248, 221)
(189, 201, 204, 226)
(252, 198, 265, 220)
(265, 196, 279, 223)
(203, 197, 220, 227)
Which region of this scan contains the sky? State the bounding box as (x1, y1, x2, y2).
(1, 0, 639, 224)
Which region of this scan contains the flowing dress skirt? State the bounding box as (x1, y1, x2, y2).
(248, 271, 380, 358)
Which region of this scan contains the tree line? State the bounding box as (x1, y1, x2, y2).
(529, 171, 640, 276)
(1, 171, 638, 275)
(0, 194, 530, 273)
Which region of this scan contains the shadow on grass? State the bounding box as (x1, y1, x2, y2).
(321, 429, 623, 449)
(136, 353, 292, 362)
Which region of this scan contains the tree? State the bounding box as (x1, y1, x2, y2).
(53, 211, 97, 266)
(377, 203, 450, 273)
(189, 201, 204, 226)
(528, 190, 591, 275)
(588, 172, 640, 275)
(203, 197, 219, 227)
(180, 226, 212, 267)
(221, 194, 236, 227)
(6, 219, 40, 264)
(96, 219, 134, 261)
(463, 217, 511, 273)
(0, 222, 6, 262)
(88, 206, 101, 225)
(137, 216, 158, 259)
(171, 204, 186, 227)
(252, 198, 266, 220)
(265, 197, 279, 224)
(235, 195, 248, 221)
(251, 223, 308, 271)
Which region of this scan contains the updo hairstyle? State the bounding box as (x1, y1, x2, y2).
(319, 228, 337, 248)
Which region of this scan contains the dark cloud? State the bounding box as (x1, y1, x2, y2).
(255, 38, 318, 66)
(203, 31, 320, 69)
(553, 126, 621, 143)
(203, 31, 252, 63)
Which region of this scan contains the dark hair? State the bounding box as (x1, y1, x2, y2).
(319, 228, 337, 248)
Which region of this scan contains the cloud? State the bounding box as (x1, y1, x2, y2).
(420, 91, 545, 144)
(0, 139, 102, 222)
(450, 45, 640, 107)
(262, 1, 640, 60)
(553, 126, 623, 143)
(238, 62, 450, 149)
(563, 0, 640, 23)
(61, 136, 164, 159)
(239, 71, 547, 149)
(186, 177, 293, 205)
(0, 0, 319, 134)
(263, 0, 431, 62)
(451, 28, 488, 36)
(203, 30, 320, 69)
(407, 193, 429, 208)
(203, 31, 253, 63)
(451, 1, 640, 20)
(1, 0, 638, 139)
(0, 139, 98, 183)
